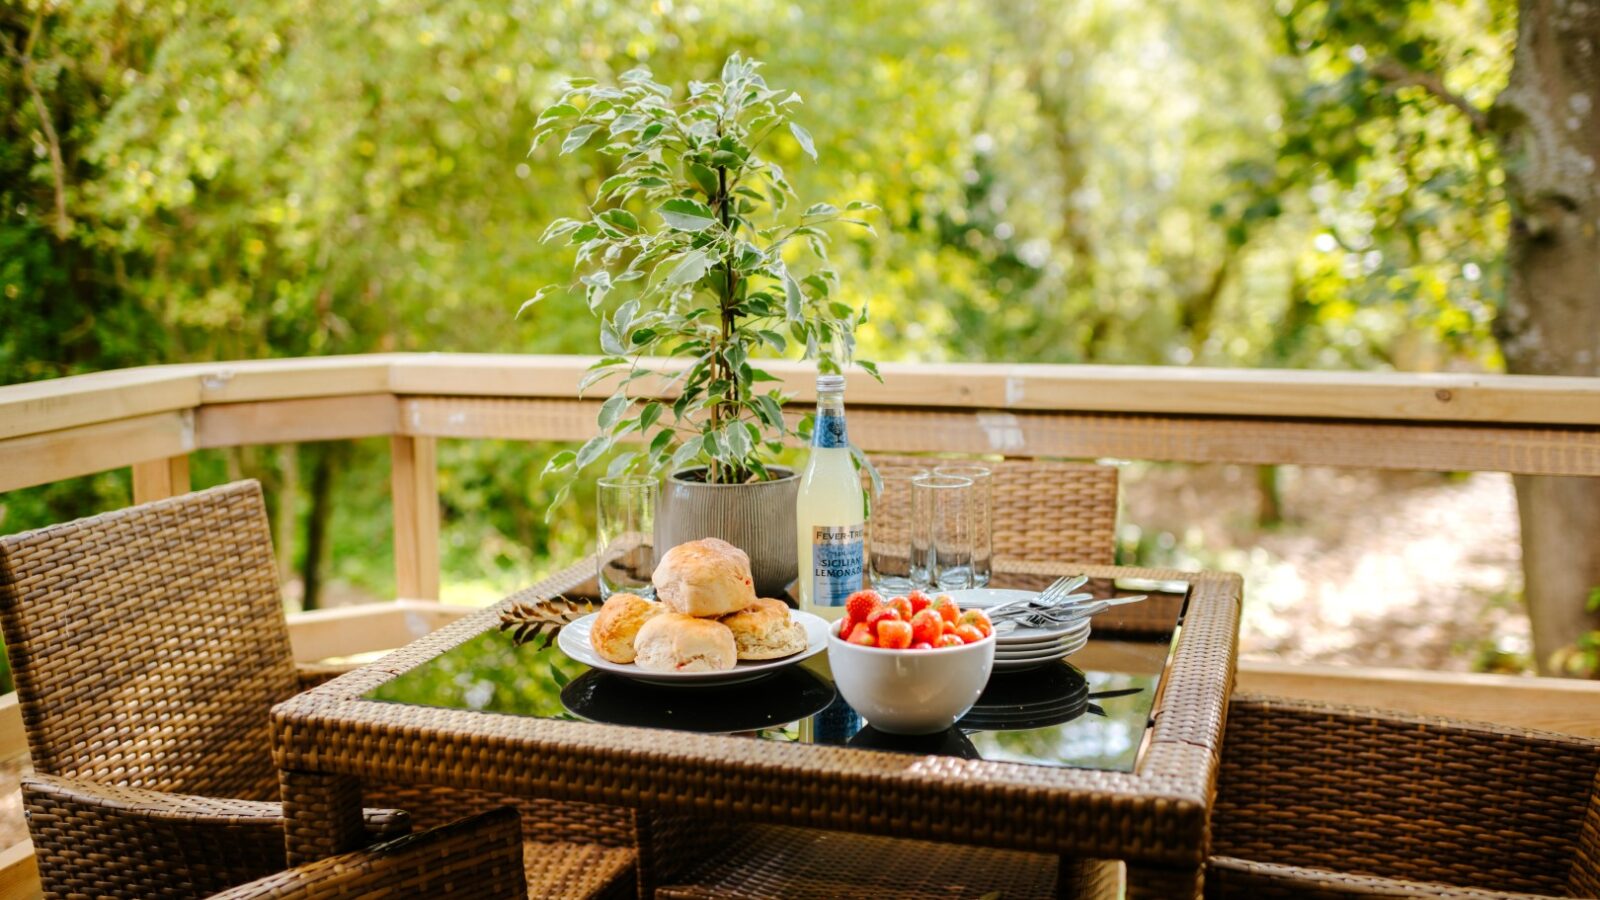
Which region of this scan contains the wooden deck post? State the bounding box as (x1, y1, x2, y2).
(131, 454, 191, 504)
(390, 435, 441, 600)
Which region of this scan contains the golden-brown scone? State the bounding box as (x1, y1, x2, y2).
(633, 613, 738, 672)
(652, 537, 757, 618)
(589, 592, 663, 664)
(720, 599, 808, 660)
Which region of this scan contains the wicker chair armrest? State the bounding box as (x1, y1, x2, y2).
(1206, 856, 1558, 899)
(23, 773, 411, 897)
(295, 661, 359, 691)
(210, 806, 526, 899)
(1216, 695, 1600, 896)
(25, 772, 409, 835)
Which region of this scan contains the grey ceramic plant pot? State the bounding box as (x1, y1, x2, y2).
(657, 466, 799, 599)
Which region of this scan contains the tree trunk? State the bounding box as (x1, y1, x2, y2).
(1493, 0, 1600, 673)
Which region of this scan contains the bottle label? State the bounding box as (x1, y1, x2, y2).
(813, 410, 849, 449)
(810, 523, 865, 607)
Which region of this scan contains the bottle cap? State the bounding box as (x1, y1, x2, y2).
(816, 374, 845, 391)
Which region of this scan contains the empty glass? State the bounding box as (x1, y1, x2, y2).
(933, 464, 992, 587)
(912, 473, 976, 590)
(597, 475, 658, 599)
(867, 463, 930, 593)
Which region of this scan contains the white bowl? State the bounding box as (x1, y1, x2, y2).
(826, 621, 995, 735)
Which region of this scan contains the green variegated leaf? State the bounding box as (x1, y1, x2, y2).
(560, 124, 601, 155)
(658, 198, 717, 231)
(598, 393, 629, 428)
(665, 249, 713, 286)
(788, 122, 816, 161)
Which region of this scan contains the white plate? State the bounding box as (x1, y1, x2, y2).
(993, 634, 1089, 671)
(995, 621, 1091, 650)
(998, 633, 1090, 659)
(946, 589, 1094, 642)
(557, 609, 830, 687)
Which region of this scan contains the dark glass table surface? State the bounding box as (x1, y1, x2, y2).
(363, 575, 1190, 773)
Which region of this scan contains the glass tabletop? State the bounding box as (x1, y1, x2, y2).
(363, 574, 1190, 773)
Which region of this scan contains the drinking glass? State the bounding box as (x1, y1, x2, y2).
(868, 463, 930, 593)
(933, 464, 992, 587)
(597, 475, 658, 599)
(911, 473, 976, 591)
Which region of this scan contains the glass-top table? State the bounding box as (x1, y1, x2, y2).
(272, 559, 1238, 895)
(363, 575, 1189, 774)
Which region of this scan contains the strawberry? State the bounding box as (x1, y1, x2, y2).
(906, 589, 933, 614)
(866, 606, 901, 628)
(932, 594, 960, 625)
(953, 623, 985, 644)
(837, 615, 856, 639)
(937, 633, 965, 648)
(845, 590, 883, 623)
(956, 609, 993, 638)
(887, 596, 914, 621)
(876, 618, 913, 649)
(847, 623, 877, 646)
(909, 609, 944, 645)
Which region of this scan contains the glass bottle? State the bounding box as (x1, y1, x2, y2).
(795, 374, 866, 619)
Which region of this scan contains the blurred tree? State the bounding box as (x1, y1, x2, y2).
(1262, 0, 1598, 671)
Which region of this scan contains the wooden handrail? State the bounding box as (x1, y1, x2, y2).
(5, 353, 1600, 601)
(6, 354, 1600, 441)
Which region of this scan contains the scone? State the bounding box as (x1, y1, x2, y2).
(720, 598, 808, 660)
(589, 592, 663, 664)
(652, 537, 757, 618)
(633, 613, 738, 672)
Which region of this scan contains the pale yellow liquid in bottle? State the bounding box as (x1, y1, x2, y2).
(795, 381, 865, 621)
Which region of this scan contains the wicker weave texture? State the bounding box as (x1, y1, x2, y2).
(654, 824, 1061, 899)
(867, 454, 1118, 566)
(1211, 695, 1600, 898)
(0, 480, 296, 801)
(212, 806, 527, 899)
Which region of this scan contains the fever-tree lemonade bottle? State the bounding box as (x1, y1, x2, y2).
(796, 374, 866, 621)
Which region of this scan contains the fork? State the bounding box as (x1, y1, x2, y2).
(984, 574, 1088, 619)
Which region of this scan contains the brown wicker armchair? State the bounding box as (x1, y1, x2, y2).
(0, 481, 634, 899)
(1209, 695, 1600, 899)
(866, 455, 1119, 566)
(210, 806, 527, 899)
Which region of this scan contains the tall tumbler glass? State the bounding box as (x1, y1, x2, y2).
(933, 464, 992, 587)
(868, 463, 930, 593)
(911, 473, 976, 591)
(597, 475, 658, 599)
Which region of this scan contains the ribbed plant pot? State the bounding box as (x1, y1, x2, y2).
(657, 467, 799, 599)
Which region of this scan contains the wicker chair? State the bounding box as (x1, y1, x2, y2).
(1208, 695, 1600, 899)
(866, 454, 1119, 566)
(0, 481, 634, 899)
(211, 806, 527, 899)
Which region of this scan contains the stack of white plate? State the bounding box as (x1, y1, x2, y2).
(993, 619, 1090, 671)
(946, 589, 1093, 672)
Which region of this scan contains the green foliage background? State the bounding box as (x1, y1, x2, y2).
(2, 0, 1511, 609)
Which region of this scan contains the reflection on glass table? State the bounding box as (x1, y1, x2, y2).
(364, 576, 1187, 774)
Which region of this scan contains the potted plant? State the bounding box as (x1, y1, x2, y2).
(523, 54, 876, 596)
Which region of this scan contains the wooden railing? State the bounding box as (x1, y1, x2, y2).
(3, 353, 1600, 896)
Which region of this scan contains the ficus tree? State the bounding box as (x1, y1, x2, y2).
(524, 54, 877, 502)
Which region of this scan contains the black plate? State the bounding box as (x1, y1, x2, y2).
(561, 666, 836, 734)
(957, 662, 1092, 731)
